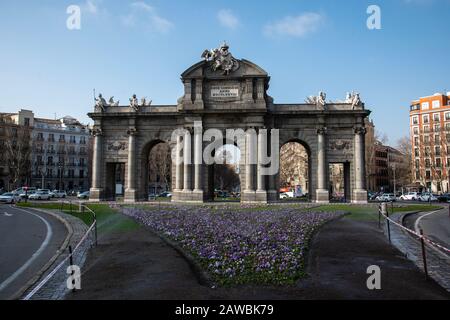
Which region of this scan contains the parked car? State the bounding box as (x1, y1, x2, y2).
(418, 193, 438, 202)
(159, 191, 172, 198)
(280, 192, 289, 199)
(51, 190, 67, 198)
(376, 193, 396, 202)
(14, 187, 37, 199)
(438, 193, 450, 202)
(77, 191, 90, 199)
(0, 192, 21, 204)
(29, 190, 51, 200)
(399, 192, 421, 201)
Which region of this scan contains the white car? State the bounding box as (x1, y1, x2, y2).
(399, 192, 420, 201)
(0, 193, 21, 204)
(51, 190, 67, 198)
(419, 193, 438, 202)
(29, 190, 51, 200)
(376, 193, 396, 202)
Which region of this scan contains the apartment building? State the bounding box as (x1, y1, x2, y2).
(2, 109, 92, 192)
(410, 92, 450, 193)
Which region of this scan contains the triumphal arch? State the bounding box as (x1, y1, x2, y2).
(88, 43, 370, 204)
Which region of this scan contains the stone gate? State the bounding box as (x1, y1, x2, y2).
(88, 43, 370, 204)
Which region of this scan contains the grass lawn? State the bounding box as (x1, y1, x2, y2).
(17, 202, 140, 234)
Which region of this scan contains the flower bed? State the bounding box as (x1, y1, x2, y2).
(120, 206, 342, 286)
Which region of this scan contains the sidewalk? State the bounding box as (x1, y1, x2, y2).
(67, 214, 450, 300)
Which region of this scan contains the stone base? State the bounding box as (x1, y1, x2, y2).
(352, 189, 368, 204)
(315, 189, 330, 203)
(172, 190, 205, 203)
(124, 188, 138, 203)
(241, 190, 256, 203)
(89, 188, 103, 202)
(255, 190, 268, 203)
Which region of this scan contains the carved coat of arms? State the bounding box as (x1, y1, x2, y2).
(201, 42, 240, 75)
(108, 141, 127, 151)
(330, 140, 352, 152)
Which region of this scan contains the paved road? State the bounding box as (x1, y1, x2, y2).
(415, 207, 450, 253)
(0, 205, 67, 300)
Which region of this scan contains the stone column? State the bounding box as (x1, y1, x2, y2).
(353, 127, 368, 203)
(125, 128, 137, 202)
(245, 128, 256, 192)
(316, 127, 329, 203)
(267, 130, 278, 202)
(174, 134, 183, 192)
(256, 129, 267, 202)
(183, 129, 192, 192)
(193, 125, 203, 200)
(90, 128, 103, 201)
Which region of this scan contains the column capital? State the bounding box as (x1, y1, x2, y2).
(127, 127, 138, 136)
(317, 127, 328, 135)
(91, 128, 103, 137)
(354, 126, 367, 135)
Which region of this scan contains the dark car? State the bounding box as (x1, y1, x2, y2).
(438, 193, 450, 202)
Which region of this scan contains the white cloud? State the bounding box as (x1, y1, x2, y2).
(217, 9, 239, 29)
(121, 1, 174, 33)
(264, 13, 324, 38)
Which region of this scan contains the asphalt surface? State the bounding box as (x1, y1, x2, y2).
(409, 207, 450, 253)
(0, 205, 67, 300)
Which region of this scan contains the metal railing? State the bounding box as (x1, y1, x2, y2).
(22, 200, 97, 300)
(378, 203, 450, 282)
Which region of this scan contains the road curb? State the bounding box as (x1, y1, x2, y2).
(9, 207, 73, 300)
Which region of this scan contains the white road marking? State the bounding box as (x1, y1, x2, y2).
(4, 212, 13, 217)
(414, 209, 440, 235)
(0, 207, 53, 292)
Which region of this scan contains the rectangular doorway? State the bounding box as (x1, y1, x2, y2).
(329, 162, 351, 202)
(105, 163, 125, 201)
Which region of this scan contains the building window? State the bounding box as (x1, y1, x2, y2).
(422, 102, 430, 110)
(24, 118, 30, 126)
(413, 126, 419, 135)
(415, 159, 420, 168)
(414, 137, 419, 145)
(433, 113, 440, 121)
(424, 125, 430, 133)
(415, 148, 419, 157)
(412, 116, 418, 125)
(432, 100, 441, 109)
(425, 158, 431, 168)
(416, 171, 420, 180)
(435, 135, 440, 144)
(436, 158, 442, 167)
(423, 115, 429, 124)
(426, 170, 431, 179)
(434, 124, 441, 132)
(446, 112, 450, 121)
(424, 135, 430, 144)
(436, 146, 441, 156)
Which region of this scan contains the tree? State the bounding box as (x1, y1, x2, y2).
(148, 143, 172, 191)
(4, 125, 32, 189)
(214, 149, 240, 191)
(279, 142, 308, 191)
(395, 136, 413, 188)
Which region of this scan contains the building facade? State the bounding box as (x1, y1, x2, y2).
(410, 92, 450, 193)
(1, 109, 92, 192)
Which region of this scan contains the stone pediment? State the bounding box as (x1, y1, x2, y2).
(181, 59, 268, 80)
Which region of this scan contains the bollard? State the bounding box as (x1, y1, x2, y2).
(378, 204, 381, 228)
(381, 202, 391, 244)
(419, 229, 429, 281)
(68, 245, 76, 292)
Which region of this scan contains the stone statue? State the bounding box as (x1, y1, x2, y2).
(305, 91, 327, 109)
(344, 91, 363, 109)
(108, 96, 120, 107)
(317, 91, 326, 107)
(95, 93, 108, 111)
(140, 97, 152, 107)
(129, 94, 139, 111)
(201, 42, 239, 75)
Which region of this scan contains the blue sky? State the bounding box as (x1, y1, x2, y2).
(0, 0, 449, 144)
